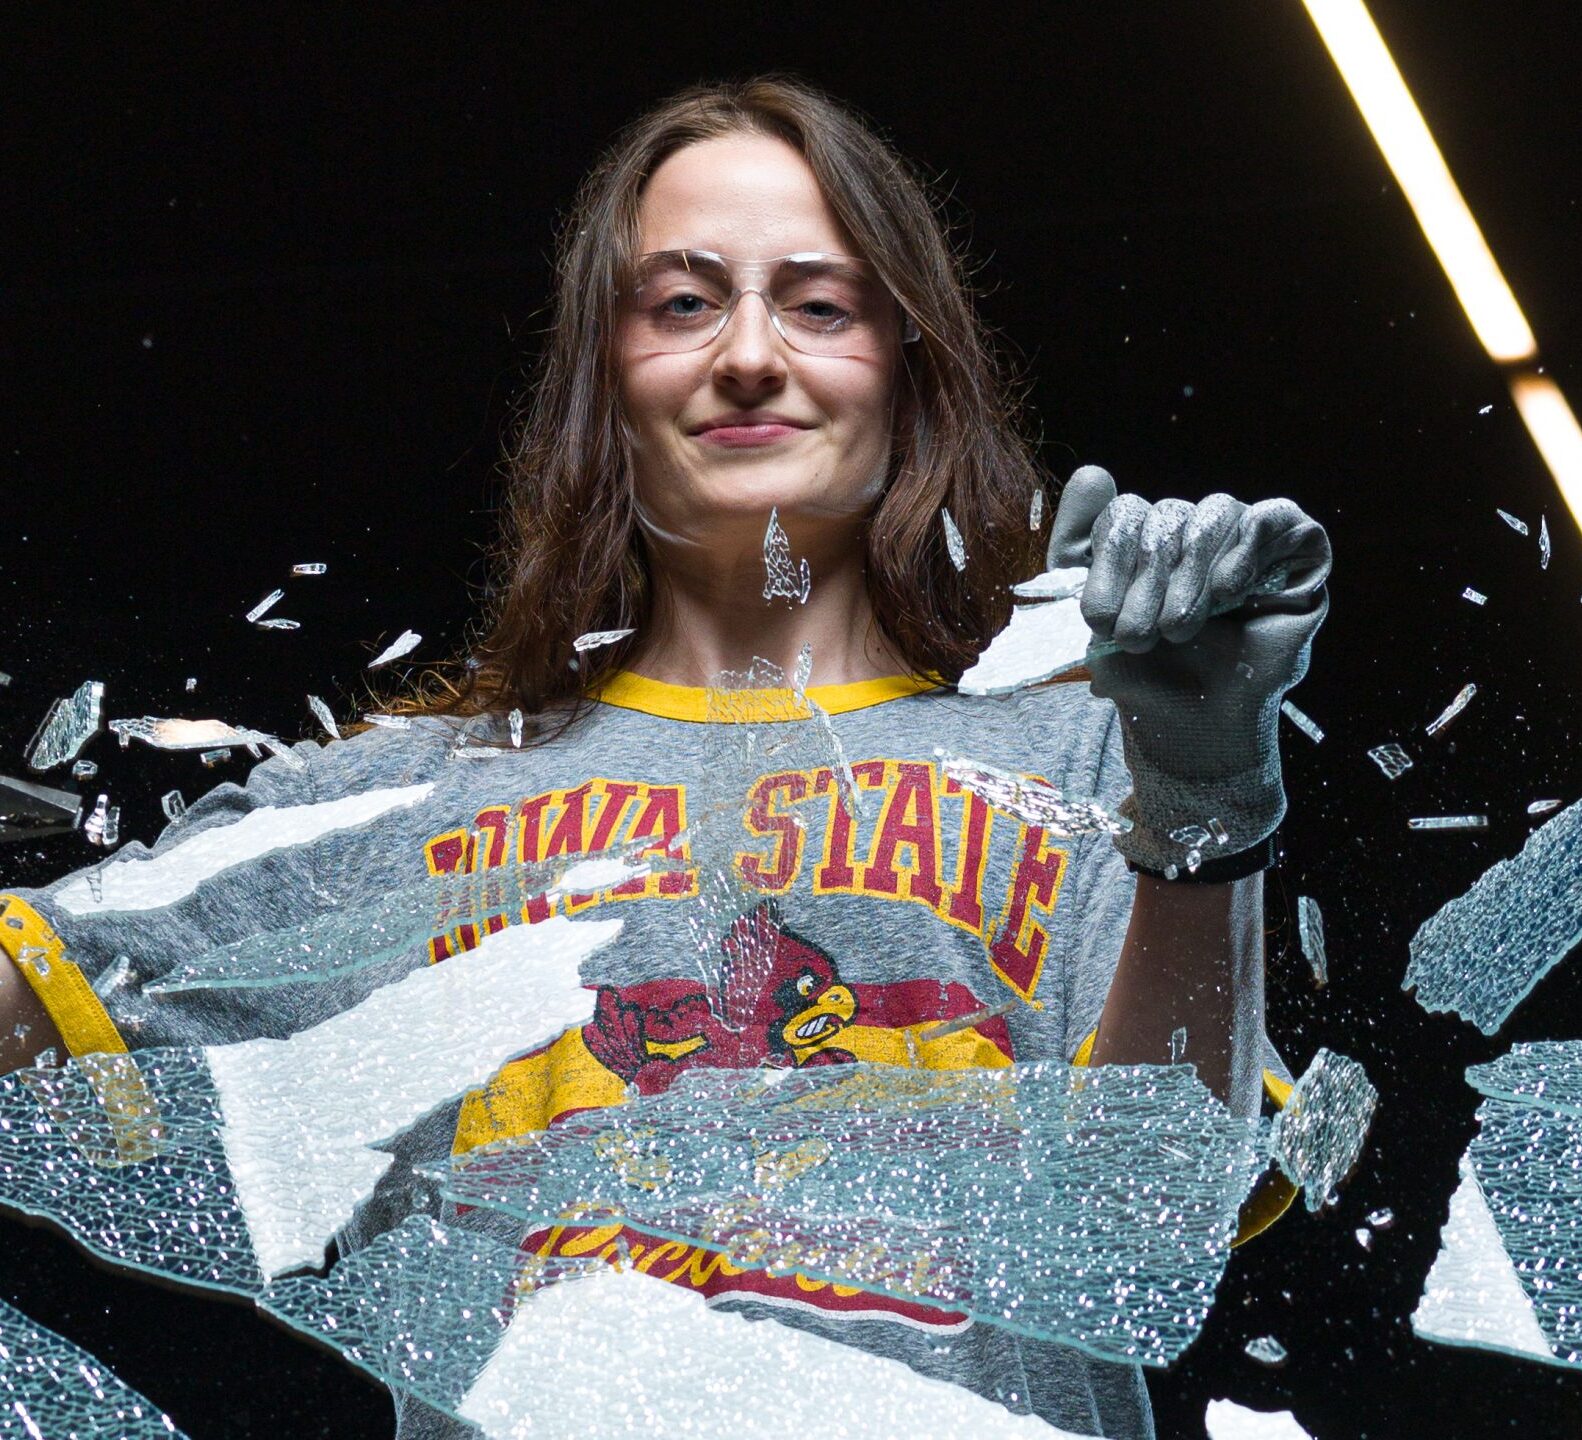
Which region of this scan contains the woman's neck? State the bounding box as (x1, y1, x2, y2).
(626, 520, 904, 687)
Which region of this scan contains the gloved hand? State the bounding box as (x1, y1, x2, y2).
(1048, 466, 1331, 876)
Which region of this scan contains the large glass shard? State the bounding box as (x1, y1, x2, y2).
(1204, 1399, 1313, 1440)
(1496, 508, 1529, 536)
(1407, 815, 1488, 831)
(1366, 743, 1412, 780)
(261, 1217, 1108, 1440)
(1267, 1048, 1377, 1211)
(761, 505, 811, 604)
(24, 679, 105, 771)
(368, 629, 422, 668)
(935, 752, 1129, 836)
(1403, 798, 1582, 1033)
(147, 833, 664, 992)
(108, 716, 273, 752)
(1010, 565, 1087, 602)
(1, 917, 619, 1286)
(0, 772, 83, 843)
(0, 1296, 187, 1438)
(1466, 1041, 1582, 1118)
(957, 593, 1091, 695)
(940, 506, 968, 571)
(307, 694, 341, 740)
(434, 1060, 1266, 1367)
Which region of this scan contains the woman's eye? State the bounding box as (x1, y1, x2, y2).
(660, 292, 711, 316)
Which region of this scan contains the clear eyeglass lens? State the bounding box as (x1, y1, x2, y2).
(626, 250, 908, 356)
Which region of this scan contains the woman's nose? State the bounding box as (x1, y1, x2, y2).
(710, 290, 788, 386)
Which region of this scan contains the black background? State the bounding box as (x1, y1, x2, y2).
(4, 4, 1582, 1436)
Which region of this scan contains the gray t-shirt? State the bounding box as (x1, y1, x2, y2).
(7, 673, 1160, 1439)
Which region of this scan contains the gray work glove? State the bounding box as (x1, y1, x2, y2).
(1049, 466, 1331, 875)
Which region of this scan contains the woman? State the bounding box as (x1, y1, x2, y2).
(0, 76, 1329, 1438)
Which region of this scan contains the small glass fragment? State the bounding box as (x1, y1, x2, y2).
(1528, 798, 1563, 815)
(1425, 683, 1477, 737)
(1279, 700, 1324, 744)
(103, 805, 120, 848)
(791, 641, 814, 695)
(1297, 895, 1328, 987)
(1355, 1227, 1374, 1250)
(508, 708, 524, 748)
(1368, 1207, 1395, 1230)
(572, 628, 636, 653)
(82, 795, 111, 847)
(161, 790, 187, 823)
(1408, 815, 1488, 831)
(368, 629, 422, 668)
(1207, 817, 1230, 846)
(761, 506, 811, 604)
(1268, 1048, 1379, 1211)
(0, 671, 10, 686)
(361, 714, 413, 731)
(1163, 863, 1179, 881)
(25, 680, 105, 771)
(254, 617, 301, 631)
(199, 748, 230, 768)
(71, 759, 97, 781)
(1461, 587, 1487, 605)
(941, 507, 968, 572)
(1235, 661, 1255, 680)
(1539, 515, 1551, 570)
(1170, 1027, 1188, 1063)
(244, 588, 284, 623)
(291, 562, 327, 575)
(1496, 509, 1529, 536)
(1479, 403, 1494, 414)
(0, 773, 84, 843)
(1028, 488, 1044, 530)
(185, 677, 197, 692)
(1243, 1335, 1287, 1367)
(1185, 847, 1202, 874)
(935, 752, 1130, 836)
(1367, 743, 1413, 780)
(305, 694, 340, 741)
(1169, 824, 1212, 849)
(919, 997, 1020, 1044)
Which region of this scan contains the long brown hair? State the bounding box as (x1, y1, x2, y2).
(388, 74, 1051, 739)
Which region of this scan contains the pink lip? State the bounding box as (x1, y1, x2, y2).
(693, 423, 805, 447)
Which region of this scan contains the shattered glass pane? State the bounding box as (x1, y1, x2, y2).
(957, 590, 1091, 695)
(1404, 802, 1582, 1033)
(255, 617, 301, 631)
(1296, 895, 1327, 987)
(940, 506, 968, 571)
(1461, 587, 1488, 605)
(1425, 682, 1477, 737)
(1466, 1040, 1582, 1119)
(0, 1297, 186, 1438)
(761, 505, 811, 604)
(1408, 815, 1488, 831)
(244, 587, 284, 623)
(25, 679, 105, 771)
(368, 629, 422, 669)
(161, 790, 187, 823)
(1540, 514, 1552, 569)
(571, 628, 635, 653)
(1243, 1335, 1287, 1366)
(1029, 487, 1044, 530)
(291, 562, 327, 575)
(1278, 700, 1324, 744)
(0, 774, 83, 844)
(307, 694, 341, 740)
(1528, 798, 1563, 815)
(935, 752, 1130, 837)
(1497, 508, 1530, 536)
(1366, 742, 1412, 780)
(109, 717, 273, 752)
(1267, 1048, 1378, 1211)
(436, 1061, 1267, 1366)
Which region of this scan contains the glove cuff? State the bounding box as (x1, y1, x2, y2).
(1110, 762, 1287, 875)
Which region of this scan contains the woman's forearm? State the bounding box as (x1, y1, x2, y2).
(1089, 871, 1265, 1116)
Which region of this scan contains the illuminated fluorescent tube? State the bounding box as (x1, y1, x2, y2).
(1509, 374, 1582, 530)
(1302, 0, 1536, 363)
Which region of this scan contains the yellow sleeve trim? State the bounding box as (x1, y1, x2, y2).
(1069, 1028, 1298, 1247)
(590, 670, 941, 723)
(1, 892, 127, 1059)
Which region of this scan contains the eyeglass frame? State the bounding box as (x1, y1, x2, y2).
(618, 248, 923, 357)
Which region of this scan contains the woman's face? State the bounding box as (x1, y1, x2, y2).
(619, 133, 902, 550)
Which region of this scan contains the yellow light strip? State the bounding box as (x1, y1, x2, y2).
(1301, 0, 1534, 362)
(1509, 374, 1582, 525)
(1303, 0, 1582, 533)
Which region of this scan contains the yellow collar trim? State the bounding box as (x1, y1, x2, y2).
(592, 670, 941, 723)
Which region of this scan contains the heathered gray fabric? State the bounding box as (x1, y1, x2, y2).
(7, 678, 1195, 1439)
